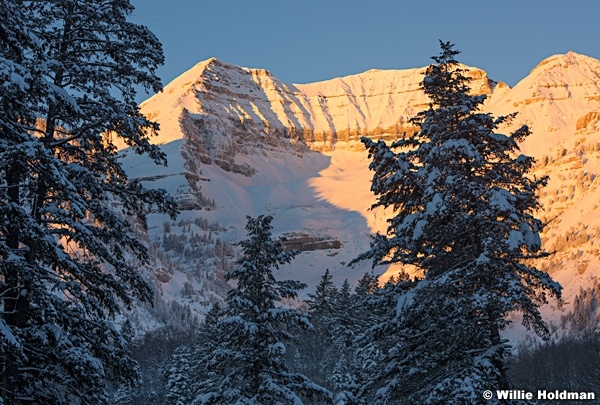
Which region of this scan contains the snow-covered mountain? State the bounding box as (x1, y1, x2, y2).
(120, 52, 600, 335)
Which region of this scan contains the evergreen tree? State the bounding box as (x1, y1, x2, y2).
(353, 272, 379, 298)
(329, 355, 357, 405)
(354, 41, 561, 403)
(350, 272, 380, 335)
(333, 279, 358, 394)
(307, 269, 337, 315)
(333, 279, 354, 350)
(352, 275, 415, 404)
(292, 275, 361, 402)
(0, 1, 175, 402)
(296, 269, 339, 388)
(0, 3, 43, 401)
(165, 303, 223, 405)
(338, 279, 352, 307)
(195, 215, 332, 404)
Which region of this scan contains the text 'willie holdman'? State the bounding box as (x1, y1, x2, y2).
(494, 390, 596, 401)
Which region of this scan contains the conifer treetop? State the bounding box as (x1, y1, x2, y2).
(352, 41, 561, 402)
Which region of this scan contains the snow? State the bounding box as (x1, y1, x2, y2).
(506, 230, 524, 250)
(488, 133, 509, 142)
(121, 140, 397, 297)
(489, 188, 515, 212)
(487, 51, 600, 157)
(48, 82, 83, 114)
(8, 71, 29, 91)
(121, 51, 600, 343)
(519, 222, 541, 250)
(396, 279, 431, 316)
(0, 318, 20, 348)
(221, 315, 258, 334)
(412, 219, 426, 241)
(443, 138, 475, 158)
(426, 193, 443, 215)
(133, 58, 498, 152)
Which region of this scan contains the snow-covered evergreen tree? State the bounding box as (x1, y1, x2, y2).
(352, 275, 414, 404)
(349, 272, 380, 336)
(331, 279, 358, 355)
(307, 269, 337, 315)
(354, 41, 562, 403)
(289, 274, 362, 402)
(195, 215, 332, 404)
(0, 3, 43, 402)
(297, 269, 340, 388)
(332, 279, 355, 351)
(0, 1, 175, 402)
(165, 303, 222, 405)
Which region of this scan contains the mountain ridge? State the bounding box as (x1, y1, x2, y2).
(122, 51, 600, 339)
(139, 56, 506, 150)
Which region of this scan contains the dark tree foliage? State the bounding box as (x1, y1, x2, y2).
(0, 1, 176, 403)
(307, 269, 337, 315)
(164, 303, 222, 405)
(191, 215, 332, 404)
(352, 274, 414, 404)
(353, 41, 561, 403)
(0, 3, 42, 401)
(296, 271, 354, 400)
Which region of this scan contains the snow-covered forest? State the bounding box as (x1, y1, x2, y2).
(1, 1, 599, 404)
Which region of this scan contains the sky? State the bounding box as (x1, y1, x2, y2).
(130, 0, 600, 102)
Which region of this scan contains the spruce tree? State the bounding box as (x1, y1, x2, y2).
(350, 272, 380, 335)
(333, 279, 355, 350)
(307, 269, 337, 315)
(0, 1, 175, 402)
(195, 215, 332, 404)
(0, 3, 43, 401)
(165, 304, 223, 405)
(298, 269, 339, 388)
(355, 41, 561, 403)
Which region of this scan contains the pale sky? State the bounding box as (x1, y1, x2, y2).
(130, 0, 600, 101)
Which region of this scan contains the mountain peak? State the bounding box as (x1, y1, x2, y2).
(170, 57, 221, 84)
(530, 51, 600, 75)
(516, 50, 600, 100)
(143, 57, 242, 104)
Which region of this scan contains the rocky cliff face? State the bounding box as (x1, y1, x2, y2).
(124, 52, 600, 336)
(140, 57, 503, 154)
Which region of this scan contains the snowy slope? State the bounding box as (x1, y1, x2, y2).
(485, 52, 600, 333)
(122, 52, 600, 335)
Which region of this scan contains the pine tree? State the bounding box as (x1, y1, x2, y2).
(327, 280, 360, 405)
(333, 279, 354, 350)
(0, 1, 175, 402)
(297, 269, 339, 388)
(350, 272, 380, 335)
(354, 41, 561, 403)
(165, 303, 223, 405)
(293, 274, 363, 401)
(0, 3, 44, 401)
(352, 276, 415, 404)
(195, 215, 332, 404)
(307, 269, 337, 315)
